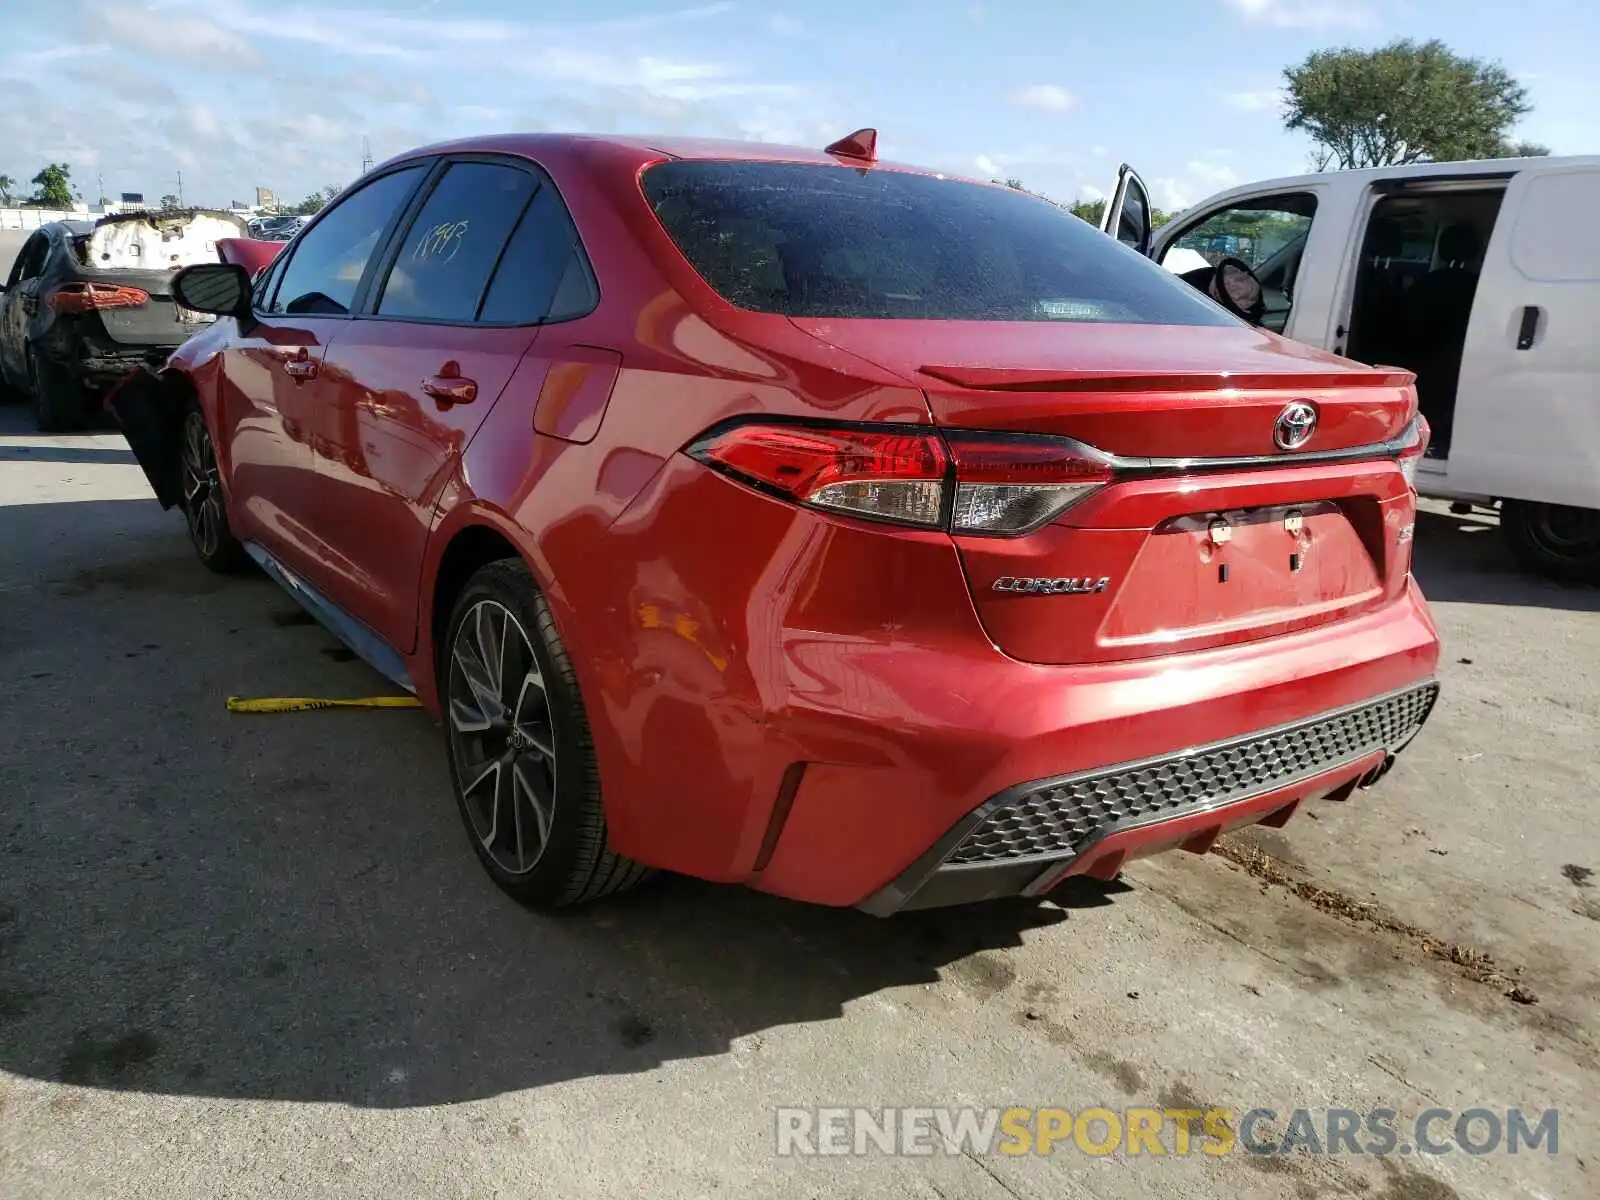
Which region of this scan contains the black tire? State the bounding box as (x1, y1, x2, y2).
(441, 559, 650, 908)
(1501, 499, 1600, 585)
(28, 351, 91, 433)
(179, 405, 250, 574)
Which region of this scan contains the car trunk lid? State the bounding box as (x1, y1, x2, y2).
(789, 317, 1420, 664)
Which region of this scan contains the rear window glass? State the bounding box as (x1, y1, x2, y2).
(642, 161, 1235, 326)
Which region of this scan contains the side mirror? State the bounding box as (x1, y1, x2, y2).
(172, 262, 254, 328)
(1209, 257, 1267, 325)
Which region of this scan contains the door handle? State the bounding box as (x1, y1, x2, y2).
(1515, 305, 1541, 350)
(421, 375, 478, 406)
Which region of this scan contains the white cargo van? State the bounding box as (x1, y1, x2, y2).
(1099, 156, 1600, 581)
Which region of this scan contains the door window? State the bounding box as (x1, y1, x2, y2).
(376, 162, 538, 322)
(478, 184, 597, 324)
(1160, 193, 1317, 332)
(268, 166, 425, 316)
(11, 233, 49, 285)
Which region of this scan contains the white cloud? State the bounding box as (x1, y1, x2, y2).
(974, 154, 1001, 177)
(1224, 0, 1374, 30)
(1187, 159, 1240, 190)
(90, 2, 262, 65)
(1225, 88, 1286, 114)
(1008, 84, 1077, 112)
(767, 14, 804, 36)
(1078, 184, 1105, 203)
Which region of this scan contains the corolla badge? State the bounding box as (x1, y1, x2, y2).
(1273, 400, 1318, 451)
(992, 576, 1111, 595)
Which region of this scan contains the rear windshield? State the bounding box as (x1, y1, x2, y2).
(642, 161, 1234, 326)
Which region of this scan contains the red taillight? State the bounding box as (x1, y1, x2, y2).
(1395, 415, 1430, 491)
(46, 282, 151, 315)
(689, 423, 949, 527)
(944, 431, 1115, 535)
(687, 421, 1112, 535)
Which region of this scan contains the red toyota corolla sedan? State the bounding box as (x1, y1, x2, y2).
(110, 131, 1440, 914)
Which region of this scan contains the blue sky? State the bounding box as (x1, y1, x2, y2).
(1, 0, 1594, 211)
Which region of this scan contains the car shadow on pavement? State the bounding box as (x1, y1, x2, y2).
(0, 443, 139, 466)
(1411, 508, 1600, 611)
(0, 498, 1110, 1109)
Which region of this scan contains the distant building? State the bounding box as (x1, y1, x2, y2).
(120, 192, 144, 205)
(255, 187, 278, 210)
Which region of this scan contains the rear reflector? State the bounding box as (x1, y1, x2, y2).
(687, 420, 1112, 536)
(46, 282, 151, 314)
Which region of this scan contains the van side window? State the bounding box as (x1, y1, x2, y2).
(1160, 193, 1318, 334)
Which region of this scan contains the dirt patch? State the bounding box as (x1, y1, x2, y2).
(1374, 1159, 1460, 1200)
(55, 558, 226, 598)
(1212, 836, 1532, 1002)
(946, 951, 1017, 1000)
(1079, 1050, 1144, 1095)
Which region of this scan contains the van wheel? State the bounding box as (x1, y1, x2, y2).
(179, 406, 250, 573)
(1501, 500, 1600, 584)
(28, 352, 90, 433)
(441, 559, 651, 908)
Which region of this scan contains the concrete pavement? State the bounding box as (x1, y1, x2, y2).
(0, 406, 1595, 1199)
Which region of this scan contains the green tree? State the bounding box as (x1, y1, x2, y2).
(30, 163, 74, 209)
(288, 184, 342, 216)
(0, 174, 14, 204)
(1070, 198, 1175, 229)
(1284, 39, 1532, 169)
(1493, 139, 1551, 158)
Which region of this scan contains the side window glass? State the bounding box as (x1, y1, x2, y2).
(1163, 195, 1317, 274)
(5, 237, 38, 287)
(377, 162, 536, 322)
(18, 235, 50, 282)
(1161, 193, 1318, 333)
(252, 254, 287, 311)
(270, 166, 424, 316)
(479, 183, 598, 324)
(1117, 180, 1148, 249)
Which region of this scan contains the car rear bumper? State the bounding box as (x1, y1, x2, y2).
(857, 681, 1436, 914)
(742, 577, 1440, 911)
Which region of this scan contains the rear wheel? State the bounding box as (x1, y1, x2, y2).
(180, 406, 250, 573)
(28, 351, 91, 433)
(1501, 499, 1600, 584)
(442, 559, 649, 908)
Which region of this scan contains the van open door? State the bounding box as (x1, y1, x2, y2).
(1100, 164, 1154, 256)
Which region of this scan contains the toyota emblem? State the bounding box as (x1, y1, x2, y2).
(1273, 401, 1318, 451)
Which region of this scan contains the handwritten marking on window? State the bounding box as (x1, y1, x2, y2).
(414, 220, 469, 263)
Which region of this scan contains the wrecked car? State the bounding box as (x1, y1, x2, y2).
(0, 208, 247, 430)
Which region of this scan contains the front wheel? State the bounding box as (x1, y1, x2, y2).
(1501, 499, 1600, 584)
(442, 560, 650, 908)
(180, 406, 250, 573)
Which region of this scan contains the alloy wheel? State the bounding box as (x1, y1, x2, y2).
(181, 411, 225, 558)
(446, 599, 559, 875)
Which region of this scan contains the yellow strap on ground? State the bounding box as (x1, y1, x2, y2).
(225, 695, 422, 713)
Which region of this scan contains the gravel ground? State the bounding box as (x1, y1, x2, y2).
(0, 406, 1595, 1200)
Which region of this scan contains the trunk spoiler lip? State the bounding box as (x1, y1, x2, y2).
(916, 365, 1416, 392)
(684, 413, 1425, 478)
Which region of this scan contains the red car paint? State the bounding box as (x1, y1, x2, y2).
(157, 133, 1440, 910)
(216, 238, 285, 275)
